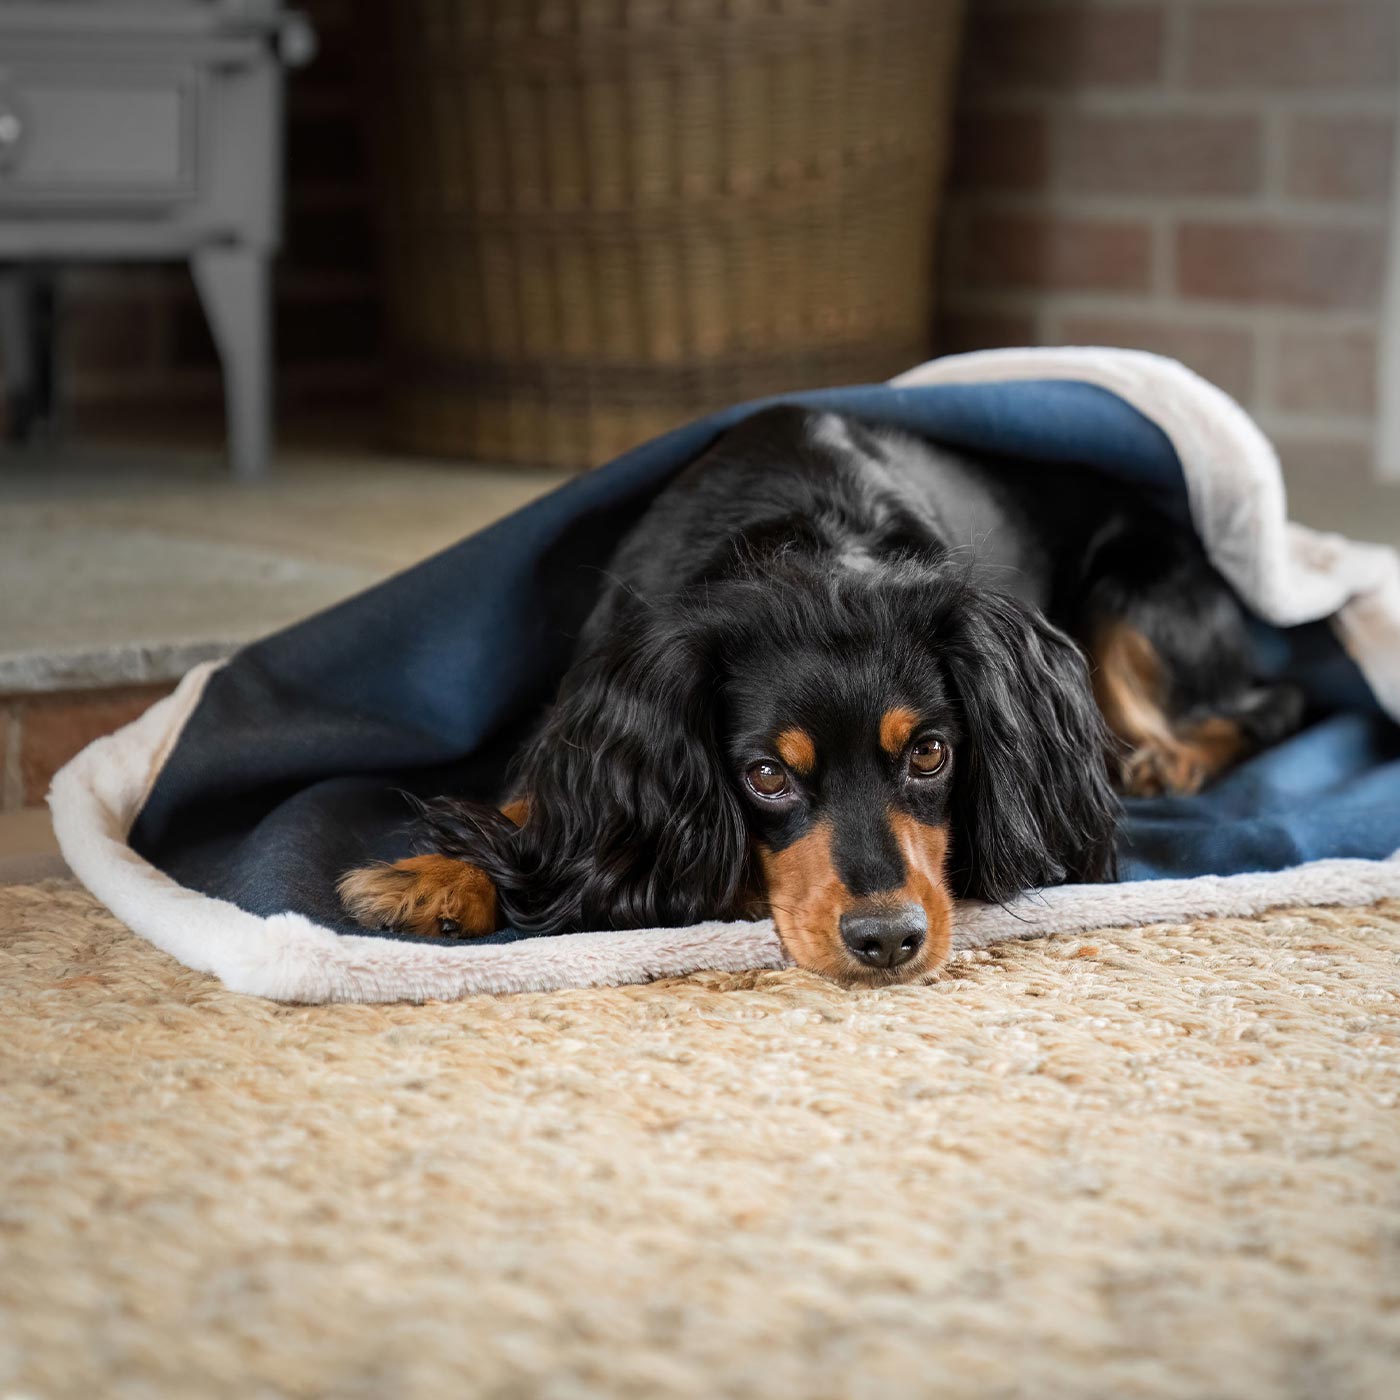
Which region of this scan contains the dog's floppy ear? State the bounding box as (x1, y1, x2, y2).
(485, 605, 750, 932)
(943, 589, 1119, 903)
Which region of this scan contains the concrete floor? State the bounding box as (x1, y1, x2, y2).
(3, 429, 1399, 869)
(0, 438, 572, 868)
(4, 431, 1400, 698)
(0, 439, 572, 693)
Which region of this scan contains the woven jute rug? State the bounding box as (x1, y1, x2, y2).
(4, 880, 1400, 1400)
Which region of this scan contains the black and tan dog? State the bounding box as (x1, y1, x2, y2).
(340, 407, 1301, 985)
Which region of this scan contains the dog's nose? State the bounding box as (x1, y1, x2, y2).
(840, 904, 927, 969)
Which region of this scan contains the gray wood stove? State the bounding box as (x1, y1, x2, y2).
(0, 0, 315, 476)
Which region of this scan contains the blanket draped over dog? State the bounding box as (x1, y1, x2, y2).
(50, 350, 1400, 1002)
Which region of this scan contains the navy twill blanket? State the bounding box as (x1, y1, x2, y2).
(51, 350, 1400, 1001)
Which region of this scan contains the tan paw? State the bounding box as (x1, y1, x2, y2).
(1120, 741, 1206, 798)
(337, 855, 499, 937)
(1120, 715, 1246, 798)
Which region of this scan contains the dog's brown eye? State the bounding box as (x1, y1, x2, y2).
(909, 738, 948, 777)
(746, 760, 791, 798)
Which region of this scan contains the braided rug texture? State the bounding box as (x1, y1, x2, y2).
(3, 880, 1399, 1400)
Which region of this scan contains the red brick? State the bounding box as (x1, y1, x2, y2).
(62, 264, 183, 303)
(282, 208, 376, 276)
(936, 309, 1041, 356)
(965, 2, 1165, 90)
(287, 112, 368, 187)
(951, 111, 1051, 193)
(1061, 113, 1263, 197)
(302, 0, 352, 24)
(19, 686, 173, 807)
(170, 292, 220, 369)
(63, 294, 160, 376)
(1187, 3, 1399, 91)
(1054, 314, 1255, 402)
(1272, 328, 1377, 416)
(1286, 114, 1396, 205)
(0, 708, 12, 810)
(1176, 222, 1386, 310)
(963, 213, 1153, 293)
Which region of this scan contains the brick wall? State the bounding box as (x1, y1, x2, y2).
(941, 0, 1399, 484)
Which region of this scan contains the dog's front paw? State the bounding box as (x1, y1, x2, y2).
(337, 856, 499, 937)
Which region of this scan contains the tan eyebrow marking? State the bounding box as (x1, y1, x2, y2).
(775, 727, 817, 776)
(879, 706, 921, 756)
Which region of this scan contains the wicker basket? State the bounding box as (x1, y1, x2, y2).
(370, 0, 964, 468)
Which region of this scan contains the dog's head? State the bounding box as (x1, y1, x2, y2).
(481, 562, 1118, 986)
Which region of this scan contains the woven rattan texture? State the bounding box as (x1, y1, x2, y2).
(370, 0, 963, 465)
(4, 879, 1400, 1397)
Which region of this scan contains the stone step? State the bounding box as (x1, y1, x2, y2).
(0, 438, 571, 812)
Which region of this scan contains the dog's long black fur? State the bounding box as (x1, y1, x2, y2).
(414, 557, 1119, 932)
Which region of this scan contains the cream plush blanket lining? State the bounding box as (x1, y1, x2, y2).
(49, 350, 1400, 1002)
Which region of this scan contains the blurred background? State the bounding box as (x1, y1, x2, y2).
(1, 0, 1398, 841)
